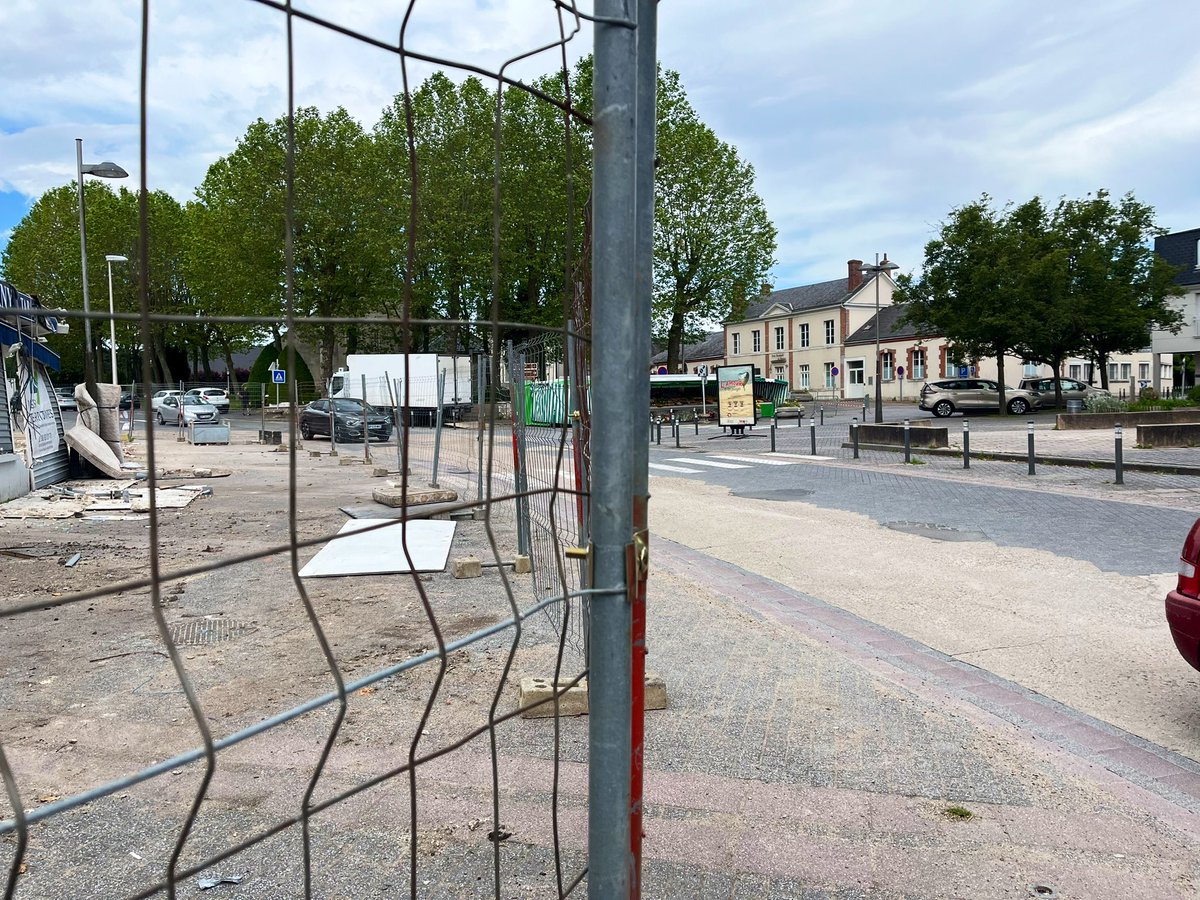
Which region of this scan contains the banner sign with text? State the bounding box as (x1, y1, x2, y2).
(716, 364, 756, 427)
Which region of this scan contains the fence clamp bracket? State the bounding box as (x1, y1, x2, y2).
(565, 545, 590, 560)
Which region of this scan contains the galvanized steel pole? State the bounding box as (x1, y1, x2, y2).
(963, 419, 970, 469)
(1027, 420, 1036, 475)
(590, 0, 642, 893)
(1115, 423, 1124, 485)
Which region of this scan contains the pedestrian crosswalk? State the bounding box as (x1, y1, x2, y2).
(648, 452, 833, 477)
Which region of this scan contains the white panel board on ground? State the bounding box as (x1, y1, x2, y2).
(299, 518, 456, 577)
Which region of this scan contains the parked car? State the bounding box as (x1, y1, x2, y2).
(118, 391, 141, 410)
(151, 389, 183, 412)
(185, 387, 230, 413)
(919, 379, 1043, 417)
(156, 394, 221, 426)
(299, 398, 393, 443)
(1018, 377, 1111, 406)
(55, 386, 77, 410)
(1166, 518, 1200, 671)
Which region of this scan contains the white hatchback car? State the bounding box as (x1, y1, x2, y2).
(185, 387, 230, 413)
(151, 389, 183, 412)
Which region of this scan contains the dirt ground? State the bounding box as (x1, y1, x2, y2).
(0, 431, 581, 898)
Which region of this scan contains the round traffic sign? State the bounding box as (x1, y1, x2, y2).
(831, 366, 840, 376)
(656, 365, 668, 375)
(897, 366, 905, 376)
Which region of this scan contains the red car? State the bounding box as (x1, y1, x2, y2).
(1166, 519, 1200, 671)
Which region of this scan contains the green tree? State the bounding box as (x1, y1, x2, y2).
(895, 195, 1034, 411)
(653, 70, 775, 371)
(1053, 191, 1183, 390)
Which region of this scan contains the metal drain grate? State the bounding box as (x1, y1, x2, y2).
(169, 618, 253, 647)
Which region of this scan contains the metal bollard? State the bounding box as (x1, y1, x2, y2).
(903, 418, 911, 463)
(851, 418, 859, 459)
(1027, 420, 1036, 475)
(810, 417, 817, 456)
(656, 419, 662, 445)
(819, 406, 824, 426)
(862, 399, 867, 421)
(963, 419, 970, 469)
(770, 419, 777, 452)
(1115, 423, 1124, 485)
(694, 414, 699, 436)
(674, 418, 680, 448)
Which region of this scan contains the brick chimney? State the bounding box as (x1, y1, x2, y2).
(847, 259, 863, 293)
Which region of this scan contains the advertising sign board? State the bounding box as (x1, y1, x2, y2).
(716, 364, 756, 428)
(21, 359, 59, 460)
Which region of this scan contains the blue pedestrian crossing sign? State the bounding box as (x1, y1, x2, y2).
(272, 369, 286, 383)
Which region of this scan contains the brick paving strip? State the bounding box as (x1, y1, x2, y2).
(655, 536, 1200, 835)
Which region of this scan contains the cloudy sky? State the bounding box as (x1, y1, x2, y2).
(1, 0, 1198, 289)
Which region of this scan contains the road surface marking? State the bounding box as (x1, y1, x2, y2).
(771, 453, 836, 461)
(667, 458, 751, 469)
(710, 455, 797, 466)
(649, 463, 703, 474)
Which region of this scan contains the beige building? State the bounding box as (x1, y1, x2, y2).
(724, 260, 896, 396)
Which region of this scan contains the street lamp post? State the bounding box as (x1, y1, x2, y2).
(105, 255, 128, 384)
(862, 254, 900, 423)
(76, 138, 128, 396)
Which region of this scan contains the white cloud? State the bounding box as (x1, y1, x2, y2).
(2, 0, 1200, 286)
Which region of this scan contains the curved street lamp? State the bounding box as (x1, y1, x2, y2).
(105, 255, 128, 384)
(862, 254, 900, 423)
(76, 138, 128, 394)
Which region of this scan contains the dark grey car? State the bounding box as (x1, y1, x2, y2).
(1018, 377, 1110, 406)
(299, 398, 393, 442)
(919, 379, 1042, 417)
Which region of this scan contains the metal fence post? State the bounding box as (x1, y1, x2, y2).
(476, 361, 485, 504)
(963, 419, 970, 469)
(1115, 423, 1124, 485)
(509, 344, 531, 557)
(1027, 420, 1035, 475)
(851, 418, 859, 459)
(810, 416, 817, 456)
(260, 382, 267, 445)
(590, 1, 640, 891)
(903, 418, 911, 463)
(361, 373, 371, 463)
(386, 375, 404, 476)
(431, 369, 446, 488)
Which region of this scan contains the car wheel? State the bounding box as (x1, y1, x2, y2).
(300, 423, 313, 440)
(156, 411, 164, 425)
(933, 400, 954, 418)
(1008, 398, 1030, 415)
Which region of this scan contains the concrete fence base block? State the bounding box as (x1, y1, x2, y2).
(373, 487, 459, 508)
(517, 672, 667, 719)
(519, 677, 590, 718)
(309, 450, 322, 458)
(339, 457, 357, 467)
(371, 466, 390, 477)
(512, 554, 532, 574)
(451, 557, 482, 579)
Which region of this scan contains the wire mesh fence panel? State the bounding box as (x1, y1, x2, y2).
(0, 1, 657, 897)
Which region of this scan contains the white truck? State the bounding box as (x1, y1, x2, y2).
(329, 354, 473, 423)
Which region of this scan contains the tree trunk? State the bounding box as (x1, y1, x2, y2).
(216, 328, 239, 397)
(996, 353, 1007, 415)
(1098, 352, 1110, 389)
(666, 304, 686, 373)
(1052, 356, 1064, 407)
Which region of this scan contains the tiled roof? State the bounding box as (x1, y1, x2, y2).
(735, 274, 875, 323)
(844, 304, 941, 346)
(1154, 228, 1200, 287)
(649, 331, 725, 365)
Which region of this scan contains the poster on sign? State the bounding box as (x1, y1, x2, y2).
(21, 358, 59, 460)
(716, 364, 756, 427)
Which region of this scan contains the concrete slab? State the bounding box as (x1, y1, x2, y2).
(298, 518, 456, 577)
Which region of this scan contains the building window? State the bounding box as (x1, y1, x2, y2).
(752, 329, 761, 353)
(912, 349, 925, 380)
(1023, 359, 1038, 376)
(824, 361, 836, 388)
(799, 323, 810, 348)
(774, 326, 785, 351)
(773, 365, 786, 381)
(882, 351, 894, 382)
(824, 319, 835, 345)
(1140, 362, 1150, 380)
(1120, 363, 1131, 380)
(1108, 363, 1118, 381)
(1068, 364, 1082, 380)
(732, 333, 741, 355)
(799, 364, 810, 388)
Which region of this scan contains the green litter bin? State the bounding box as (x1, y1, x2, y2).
(759, 402, 775, 418)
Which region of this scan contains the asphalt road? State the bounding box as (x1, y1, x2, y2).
(646, 442, 1200, 763)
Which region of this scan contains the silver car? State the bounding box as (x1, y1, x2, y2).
(157, 394, 221, 426)
(919, 379, 1043, 417)
(1018, 377, 1110, 406)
